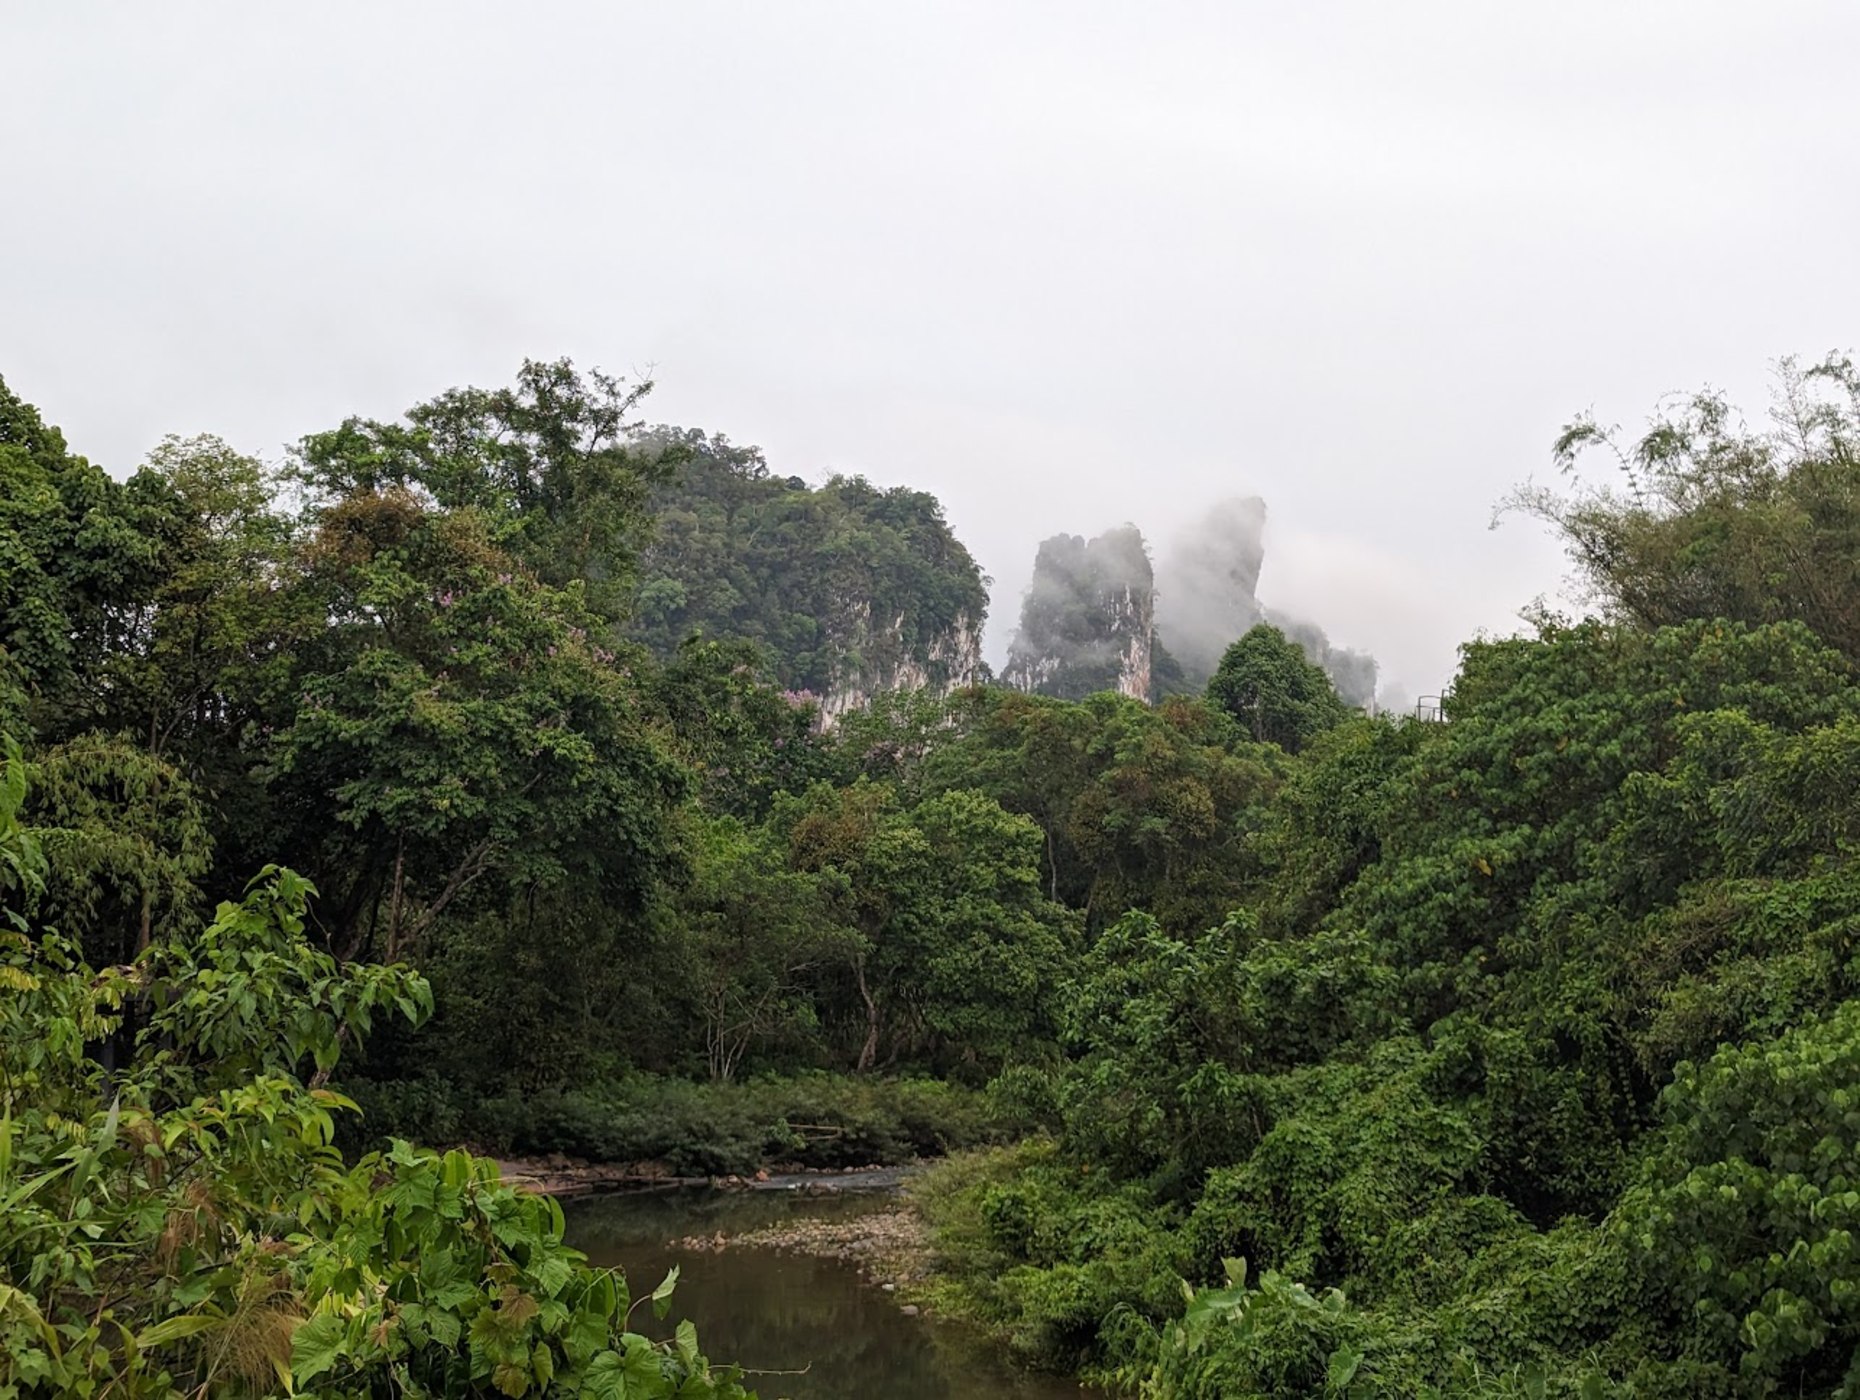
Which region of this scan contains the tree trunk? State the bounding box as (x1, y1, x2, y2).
(135, 889, 153, 958)
(854, 955, 880, 1073)
(386, 838, 406, 961)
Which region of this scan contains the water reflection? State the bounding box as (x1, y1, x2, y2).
(566, 1189, 1097, 1400)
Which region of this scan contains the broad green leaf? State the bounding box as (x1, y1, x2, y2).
(650, 1265, 680, 1322)
(579, 1348, 626, 1400)
(291, 1312, 348, 1385)
(1326, 1343, 1363, 1391)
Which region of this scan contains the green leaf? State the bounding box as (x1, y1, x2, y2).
(536, 1254, 575, 1299)
(424, 1305, 462, 1350)
(579, 1348, 626, 1400)
(566, 1304, 610, 1366)
(650, 1265, 680, 1321)
(1326, 1343, 1363, 1392)
(292, 1311, 348, 1385)
(136, 1312, 220, 1350)
(1, 1160, 72, 1214)
(623, 1332, 665, 1387)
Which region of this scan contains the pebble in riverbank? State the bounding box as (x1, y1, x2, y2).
(672, 1207, 934, 1308)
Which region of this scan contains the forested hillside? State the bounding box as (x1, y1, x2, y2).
(627, 428, 990, 723)
(7, 354, 1860, 1396)
(915, 356, 1860, 1396)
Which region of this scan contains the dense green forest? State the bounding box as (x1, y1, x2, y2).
(7, 353, 1860, 1395)
(914, 356, 1860, 1396)
(626, 427, 989, 719)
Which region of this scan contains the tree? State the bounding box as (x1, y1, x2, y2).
(1626, 999, 1860, 1393)
(0, 830, 751, 1396)
(670, 815, 853, 1081)
(919, 689, 1096, 905)
(827, 682, 958, 789)
(646, 636, 833, 819)
(1206, 623, 1349, 753)
(296, 358, 671, 628)
(26, 731, 211, 966)
(921, 688, 1277, 932)
(0, 375, 178, 740)
(777, 779, 908, 1072)
(104, 434, 302, 760)
(268, 490, 687, 959)
(775, 779, 1075, 1076)
(885, 788, 1078, 1075)
(1509, 354, 1860, 663)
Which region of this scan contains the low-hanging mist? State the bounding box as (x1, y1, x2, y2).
(1003, 495, 1384, 710)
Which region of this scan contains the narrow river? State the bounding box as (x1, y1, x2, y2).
(566, 1186, 1099, 1400)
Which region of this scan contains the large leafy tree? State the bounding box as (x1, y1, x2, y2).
(663, 814, 854, 1082)
(268, 488, 688, 959)
(1510, 354, 1860, 662)
(105, 435, 303, 758)
(645, 637, 834, 820)
(776, 779, 1075, 1076)
(25, 732, 212, 966)
(0, 376, 180, 740)
(1205, 623, 1349, 753)
(297, 358, 670, 628)
(882, 788, 1079, 1076)
(1622, 999, 1860, 1393)
(917, 688, 1277, 933)
(0, 752, 749, 1398)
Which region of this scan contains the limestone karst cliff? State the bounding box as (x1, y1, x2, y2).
(629, 428, 989, 724)
(1155, 497, 1379, 708)
(1006, 501, 1380, 710)
(634, 431, 1377, 720)
(816, 604, 986, 726)
(1002, 525, 1155, 701)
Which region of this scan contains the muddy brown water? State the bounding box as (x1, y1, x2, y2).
(565, 1186, 1100, 1400)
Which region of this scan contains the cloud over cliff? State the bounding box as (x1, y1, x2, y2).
(1004, 496, 1384, 710)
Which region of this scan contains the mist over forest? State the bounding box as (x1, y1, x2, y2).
(14, 354, 1860, 1398)
(999, 494, 1388, 711)
(8, 6, 1860, 1398)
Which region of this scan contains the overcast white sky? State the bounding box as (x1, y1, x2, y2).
(7, 3, 1858, 698)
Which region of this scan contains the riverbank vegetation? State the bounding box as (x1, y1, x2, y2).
(0, 775, 752, 1396)
(914, 356, 1860, 1396)
(8, 354, 1860, 1394)
(351, 1073, 1023, 1179)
